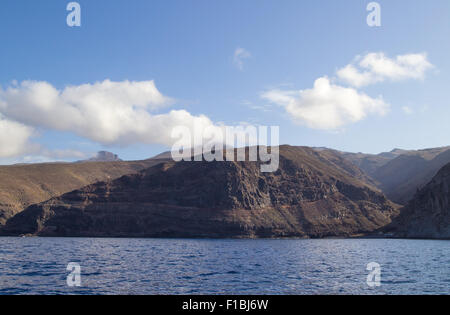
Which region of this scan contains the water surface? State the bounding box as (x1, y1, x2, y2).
(0, 238, 449, 294)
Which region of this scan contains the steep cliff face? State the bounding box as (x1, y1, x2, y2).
(2, 146, 399, 238)
(384, 163, 450, 239)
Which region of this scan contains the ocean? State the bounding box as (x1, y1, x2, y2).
(0, 237, 449, 295)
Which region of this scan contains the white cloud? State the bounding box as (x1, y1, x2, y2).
(234, 47, 251, 70)
(0, 80, 223, 149)
(0, 116, 35, 158)
(262, 77, 389, 130)
(402, 106, 414, 115)
(261, 52, 432, 130)
(336, 65, 375, 88)
(337, 52, 433, 87)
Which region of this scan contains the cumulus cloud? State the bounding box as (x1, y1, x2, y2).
(261, 52, 432, 130)
(234, 47, 251, 70)
(337, 52, 433, 87)
(262, 77, 389, 130)
(402, 106, 414, 115)
(0, 80, 223, 150)
(0, 116, 35, 158)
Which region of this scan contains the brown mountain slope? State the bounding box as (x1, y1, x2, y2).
(2, 146, 399, 238)
(0, 159, 167, 225)
(383, 163, 450, 239)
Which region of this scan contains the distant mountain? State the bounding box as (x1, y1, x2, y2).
(341, 152, 392, 177)
(383, 163, 450, 239)
(320, 149, 393, 180)
(331, 146, 450, 205)
(83, 151, 122, 162)
(0, 159, 169, 225)
(1, 146, 398, 238)
(339, 147, 449, 175)
(370, 147, 450, 205)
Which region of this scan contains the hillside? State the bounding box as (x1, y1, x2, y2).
(1, 146, 399, 238)
(383, 163, 450, 239)
(0, 159, 168, 225)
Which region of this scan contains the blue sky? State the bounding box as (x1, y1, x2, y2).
(0, 0, 449, 163)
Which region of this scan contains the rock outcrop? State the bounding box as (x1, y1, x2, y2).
(1, 146, 399, 238)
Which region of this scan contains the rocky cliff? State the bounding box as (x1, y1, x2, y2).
(384, 163, 450, 239)
(1, 146, 399, 238)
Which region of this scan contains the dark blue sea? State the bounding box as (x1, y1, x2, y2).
(0, 238, 449, 295)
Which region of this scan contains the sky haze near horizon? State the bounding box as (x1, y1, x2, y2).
(0, 0, 449, 163)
